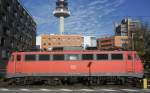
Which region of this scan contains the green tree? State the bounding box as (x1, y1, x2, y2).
(133, 24, 150, 61)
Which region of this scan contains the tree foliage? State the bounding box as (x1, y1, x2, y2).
(133, 24, 150, 61)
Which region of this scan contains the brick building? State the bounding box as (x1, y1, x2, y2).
(97, 37, 114, 50)
(41, 34, 83, 50)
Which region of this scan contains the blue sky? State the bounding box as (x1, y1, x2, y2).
(20, 0, 150, 37)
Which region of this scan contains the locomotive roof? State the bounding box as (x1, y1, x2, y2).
(11, 50, 136, 55)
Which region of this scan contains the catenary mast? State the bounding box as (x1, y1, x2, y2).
(53, 0, 70, 35)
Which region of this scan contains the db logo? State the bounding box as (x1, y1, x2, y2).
(70, 65, 77, 70)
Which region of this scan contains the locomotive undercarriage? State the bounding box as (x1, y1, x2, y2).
(5, 76, 142, 87)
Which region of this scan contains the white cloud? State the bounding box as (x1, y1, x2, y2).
(88, 0, 108, 6)
(21, 0, 125, 36)
(64, 0, 125, 35)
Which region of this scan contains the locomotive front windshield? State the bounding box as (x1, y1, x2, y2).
(135, 54, 140, 60)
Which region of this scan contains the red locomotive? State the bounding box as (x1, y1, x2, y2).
(6, 50, 143, 85)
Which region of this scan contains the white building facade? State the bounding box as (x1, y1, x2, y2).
(36, 35, 41, 49)
(82, 36, 97, 49)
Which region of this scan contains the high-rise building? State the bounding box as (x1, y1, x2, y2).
(0, 0, 36, 71)
(115, 18, 141, 49)
(115, 18, 141, 36)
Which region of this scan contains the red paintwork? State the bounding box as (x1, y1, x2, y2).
(6, 50, 143, 77)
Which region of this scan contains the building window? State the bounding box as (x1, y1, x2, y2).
(53, 54, 64, 60)
(25, 54, 36, 61)
(7, 5, 11, 12)
(82, 54, 93, 60)
(0, 37, 5, 47)
(43, 43, 46, 46)
(97, 54, 108, 60)
(39, 54, 50, 61)
(58, 42, 61, 45)
(2, 15, 7, 22)
(14, 12, 18, 18)
(1, 50, 6, 59)
(111, 54, 123, 60)
(3, 27, 10, 36)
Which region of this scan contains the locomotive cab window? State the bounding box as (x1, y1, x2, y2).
(135, 54, 140, 60)
(39, 54, 50, 61)
(9, 55, 14, 61)
(53, 54, 64, 60)
(25, 54, 36, 61)
(111, 54, 123, 60)
(97, 54, 108, 60)
(16, 55, 21, 61)
(82, 54, 93, 60)
(128, 54, 132, 60)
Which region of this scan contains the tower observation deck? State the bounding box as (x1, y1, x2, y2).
(53, 0, 70, 35)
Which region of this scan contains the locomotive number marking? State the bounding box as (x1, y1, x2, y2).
(70, 65, 77, 70)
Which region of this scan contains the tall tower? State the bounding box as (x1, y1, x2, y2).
(53, 0, 70, 35)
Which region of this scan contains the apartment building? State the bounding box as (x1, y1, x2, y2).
(0, 0, 36, 72)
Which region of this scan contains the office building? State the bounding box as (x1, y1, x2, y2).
(115, 18, 141, 49)
(0, 0, 36, 68)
